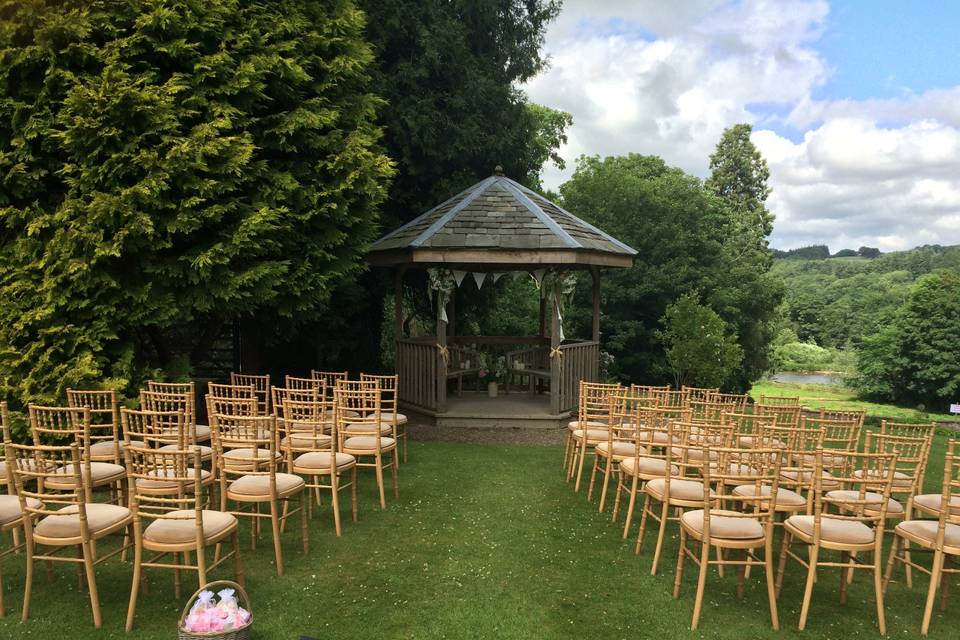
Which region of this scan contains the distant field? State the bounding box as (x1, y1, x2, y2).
(749, 378, 957, 423)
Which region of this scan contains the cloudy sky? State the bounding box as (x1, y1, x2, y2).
(524, 0, 960, 251)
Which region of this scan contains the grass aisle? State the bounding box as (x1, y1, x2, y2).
(0, 440, 955, 638)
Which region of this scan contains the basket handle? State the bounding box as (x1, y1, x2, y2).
(178, 580, 251, 626)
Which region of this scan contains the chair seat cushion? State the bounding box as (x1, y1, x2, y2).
(143, 509, 237, 545)
(344, 422, 393, 435)
(825, 490, 904, 516)
(379, 412, 408, 425)
(223, 448, 282, 465)
(620, 457, 678, 477)
(784, 514, 875, 545)
(47, 462, 126, 488)
(567, 420, 606, 431)
(595, 441, 640, 457)
(646, 478, 713, 502)
(895, 519, 960, 550)
(572, 428, 608, 442)
(681, 509, 764, 540)
(913, 493, 960, 516)
(796, 451, 849, 468)
(636, 430, 674, 445)
(292, 452, 356, 471)
(0, 494, 43, 526)
(281, 433, 332, 448)
(342, 436, 396, 452)
(228, 472, 305, 498)
(732, 484, 806, 509)
(780, 468, 840, 489)
(34, 503, 131, 539)
(852, 468, 914, 490)
(687, 447, 720, 462)
(136, 467, 212, 492)
(158, 444, 213, 459)
(707, 462, 755, 477)
(737, 435, 786, 449)
(90, 440, 143, 459)
(194, 424, 212, 441)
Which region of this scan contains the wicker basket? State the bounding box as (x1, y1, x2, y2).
(178, 580, 252, 640)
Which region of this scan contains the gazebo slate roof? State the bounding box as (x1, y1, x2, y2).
(366, 171, 636, 269)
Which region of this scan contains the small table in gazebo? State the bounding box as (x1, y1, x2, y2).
(366, 167, 635, 422)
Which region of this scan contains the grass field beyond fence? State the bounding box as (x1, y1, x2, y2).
(0, 438, 956, 639)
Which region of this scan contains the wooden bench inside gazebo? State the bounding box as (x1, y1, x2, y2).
(366, 167, 635, 428)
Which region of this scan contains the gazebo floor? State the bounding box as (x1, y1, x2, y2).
(404, 391, 571, 430)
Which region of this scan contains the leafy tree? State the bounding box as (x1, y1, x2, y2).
(832, 248, 858, 258)
(858, 246, 882, 258)
(559, 153, 776, 389)
(706, 123, 773, 236)
(853, 270, 960, 410)
(0, 0, 393, 402)
(657, 293, 743, 388)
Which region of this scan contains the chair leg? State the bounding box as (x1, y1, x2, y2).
(375, 454, 387, 509)
(691, 539, 710, 631)
(81, 540, 102, 628)
(922, 552, 943, 635)
(598, 457, 614, 512)
(839, 551, 850, 604)
(586, 453, 600, 502)
(174, 551, 183, 599)
(798, 544, 819, 630)
(775, 532, 791, 598)
(300, 492, 309, 554)
(351, 467, 359, 522)
(635, 493, 651, 554)
(270, 499, 284, 577)
(126, 539, 143, 632)
(650, 501, 670, 576)
(874, 548, 887, 635)
(574, 442, 589, 492)
(622, 475, 639, 538)
(196, 544, 207, 589)
(391, 448, 399, 499)
(673, 527, 687, 598)
(764, 537, 780, 630)
(21, 533, 33, 622)
(330, 471, 342, 537)
(883, 533, 901, 592)
(903, 538, 914, 589)
(232, 531, 245, 588)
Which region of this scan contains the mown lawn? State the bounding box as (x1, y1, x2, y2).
(0, 438, 956, 639)
(750, 379, 957, 423)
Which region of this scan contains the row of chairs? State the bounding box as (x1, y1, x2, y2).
(563, 382, 957, 635)
(0, 372, 407, 631)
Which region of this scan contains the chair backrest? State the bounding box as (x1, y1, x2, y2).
(630, 416, 692, 479)
(723, 411, 776, 441)
(880, 420, 937, 440)
(205, 394, 259, 419)
(1, 402, 16, 488)
(801, 415, 862, 453)
(280, 397, 335, 466)
(141, 390, 206, 444)
(706, 391, 749, 412)
(312, 370, 349, 398)
(810, 448, 898, 539)
(121, 407, 186, 449)
(652, 388, 689, 409)
(685, 420, 736, 450)
(701, 446, 782, 528)
(754, 403, 802, 428)
(863, 431, 930, 502)
(210, 413, 277, 482)
(933, 441, 960, 532)
(360, 374, 400, 423)
(146, 380, 198, 422)
(124, 446, 205, 519)
(334, 381, 382, 452)
(208, 382, 257, 402)
(230, 373, 271, 414)
(689, 400, 736, 425)
(271, 386, 321, 421)
(758, 395, 801, 407)
(766, 423, 824, 498)
(66, 389, 121, 463)
(285, 375, 323, 393)
(680, 386, 719, 404)
(818, 408, 866, 429)
(628, 384, 670, 401)
(577, 381, 621, 425)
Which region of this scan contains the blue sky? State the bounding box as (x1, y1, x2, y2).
(525, 0, 960, 251)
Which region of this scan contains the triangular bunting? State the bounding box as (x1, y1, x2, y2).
(472, 272, 486, 289)
(452, 270, 467, 287)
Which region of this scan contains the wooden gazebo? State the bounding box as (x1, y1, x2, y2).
(367, 168, 635, 422)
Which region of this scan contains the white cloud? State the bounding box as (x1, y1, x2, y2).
(525, 0, 960, 251)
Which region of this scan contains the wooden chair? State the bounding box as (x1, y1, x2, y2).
(121, 408, 217, 496)
(652, 388, 690, 409)
(755, 423, 823, 516)
(230, 372, 271, 415)
(312, 370, 348, 398)
(272, 385, 321, 427)
(689, 400, 736, 425)
(794, 415, 862, 471)
(628, 384, 670, 401)
(29, 404, 127, 505)
(681, 386, 719, 405)
(884, 439, 960, 635)
(140, 380, 210, 442)
(707, 391, 749, 413)
(281, 397, 357, 536)
(775, 448, 898, 633)
(123, 446, 242, 631)
(674, 446, 783, 630)
(285, 375, 324, 393)
(566, 382, 621, 491)
(754, 402, 802, 429)
(881, 420, 937, 441)
(759, 395, 801, 406)
(818, 407, 867, 429)
(360, 373, 409, 464)
(140, 390, 214, 462)
(589, 390, 652, 511)
(66, 389, 124, 464)
(611, 407, 682, 538)
(724, 411, 776, 448)
(635, 421, 705, 575)
(336, 381, 398, 509)
(7, 438, 133, 627)
(0, 402, 41, 618)
(211, 413, 307, 576)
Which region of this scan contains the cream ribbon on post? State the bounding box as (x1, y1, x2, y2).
(436, 344, 450, 367)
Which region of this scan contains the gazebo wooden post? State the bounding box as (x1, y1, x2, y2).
(436, 295, 448, 413)
(393, 268, 405, 339)
(549, 295, 562, 415)
(590, 266, 601, 342)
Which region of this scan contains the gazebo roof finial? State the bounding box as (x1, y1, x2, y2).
(493, 164, 504, 176)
